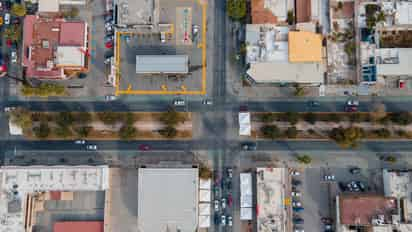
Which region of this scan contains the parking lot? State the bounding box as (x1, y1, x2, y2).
(298, 167, 383, 232)
(116, 0, 206, 95)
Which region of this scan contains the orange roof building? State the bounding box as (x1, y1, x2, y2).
(288, 31, 322, 63)
(53, 221, 103, 232)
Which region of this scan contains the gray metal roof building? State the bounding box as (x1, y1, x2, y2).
(137, 168, 199, 232)
(135, 55, 189, 74)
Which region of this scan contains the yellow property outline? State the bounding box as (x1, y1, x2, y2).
(115, 1, 207, 95)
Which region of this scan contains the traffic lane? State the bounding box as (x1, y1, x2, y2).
(6, 140, 412, 153)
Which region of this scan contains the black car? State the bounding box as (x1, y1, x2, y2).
(241, 142, 256, 151)
(292, 179, 302, 186)
(293, 218, 304, 224)
(214, 214, 220, 224)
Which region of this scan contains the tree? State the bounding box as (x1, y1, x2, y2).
(159, 108, 184, 126)
(287, 10, 294, 25)
(227, 0, 246, 20)
(261, 125, 280, 139)
(69, 7, 79, 18)
(97, 112, 119, 125)
(304, 113, 317, 125)
(74, 126, 91, 138)
(55, 126, 72, 138)
(33, 122, 50, 138)
(4, 25, 22, 42)
(326, 113, 341, 123)
(9, 107, 32, 130)
(11, 3, 26, 17)
(286, 112, 300, 125)
(76, 112, 92, 124)
(384, 156, 397, 163)
(123, 112, 136, 125)
(56, 112, 74, 127)
(21, 83, 66, 97)
(389, 112, 412, 125)
(337, 1, 343, 9)
(293, 84, 306, 97)
(285, 127, 298, 138)
(260, 113, 277, 123)
(199, 165, 212, 179)
(159, 126, 178, 138)
(376, 11, 385, 22)
(296, 154, 312, 164)
(329, 127, 364, 148)
(118, 125, 137, 140)
(370, 102, 387, 122)
(374, 128, 391, 138)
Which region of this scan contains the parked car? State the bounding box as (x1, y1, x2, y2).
(293, 217, 304, 224)
(138, 144, 151, 151)
(104, 35, 114, 43)
(202, 99, 213, 105)
(228, 194, 233, 207)
(192, 24, 200, 35)
(173, 99, 185, 106)
(75, 140, 85, 144)
(105, 41, 114, 49)
(291, 191, 301, 197)
(86, 145, 97, 150)
(160, 32, 166, 43)
(214, 214, 219, 224)
(4, 13, 10, 25)
(4, 107, 15, 112)
(292, 201, 302, 207)
(294, 229, 304, 232)
(227, 168, 233, 178)
(291, 170, 301, 176)
(104, 14, 113, 22)
(10, 51, 17, 63)
(349, 167, 361, 174)
(321, 217, 334, 224)
(345, 105, 358, 112)
(221, 198, 226, 209)
(221, 215, 226, 225)
(324, 175, 335, 181)
(214, 200, 219, 211)
(347, 100, 359, 106)
(398, 79, 405, 89)
(293, 207, 304, 212)
(292, 179, 302, 186)
(241, 142, 256, 151)
(227, 216, 233, 226)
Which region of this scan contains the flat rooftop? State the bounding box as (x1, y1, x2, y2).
(288, 31, 322, 63)
(116, 0, 155, 26)
(137, 168, 198, 232)
(376, 48, 412, 76)
(135, 55, 189, 74)
(256, 168, 287, 232)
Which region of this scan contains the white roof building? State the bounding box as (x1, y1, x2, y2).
(376, 48, 412, 76)
(38, 0, 86, 12)
(199, 189, 211, 202)
(199, 178, 211, 190)
(395, 1, 412, 25)
(0, 166, 110, 232)
(56, 46, 85, 67)
(137, 168, 198, 232)
(257, 168, 287, 232)
(240, 173, 252, 208)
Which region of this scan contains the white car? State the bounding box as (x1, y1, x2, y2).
(228, 216, 233, 226)
(193, 25, 200, 35)
(214, 200, 219, 211)
(292, 201, 302, 207)
(4, 13, 10, 25)
(160, 32, 166, 43)
(324, 175, 335, 181)
(202, 99, 213, 105)
(105, 95, 116, 101)
(86, 145, 97, 150)
(11, 51, 17, 63)
(291, 170, 301, 176)
(75, 140, 86, 144)
(347, 100, 359, 106)
(173, 99, 185, 106)
(227, 168, 233, 178)
(291, 191, 301, 197)
(4, 107, 15, 112)
(221, 198, 226, 209)
(221, 215, 226, 225)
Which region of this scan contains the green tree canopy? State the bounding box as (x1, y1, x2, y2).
(329, 127, 364, 148)
(11, 3, 26, 17)
(9, 107, 32, 130)
(159, 126, 178, 138)
(118, 125, 137, 140)
(227, 0, 246, 20)
(261, 125, 281, 139)
(74, 126, 91, 138)
(159, 108, 185, 126)
(33, 122, 50, 138)
(296, 154, 312, 164)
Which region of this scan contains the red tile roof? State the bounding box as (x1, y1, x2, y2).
(60, 22, 86, 46)
(53, 221, 103, 232)
(22, 16, 87, 79)
(251, 0, 278, 24)
(339, 195, 397, 226)
(296, 0, 311, 23)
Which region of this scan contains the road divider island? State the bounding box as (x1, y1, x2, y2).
(250, 111, 412, 148)
(7, 107, 192, 140)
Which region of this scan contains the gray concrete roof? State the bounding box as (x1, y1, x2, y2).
(135, 55, 189, 74)
(138, 168, 198, 232)
(377, 48, 412, 76)
(116, 0, 154, 26)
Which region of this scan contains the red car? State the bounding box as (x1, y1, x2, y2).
(345, 106, 357, 112)
(228, 194, 233, 207)
(138, 144, 151, 151)
(105, 41, 113, 49)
